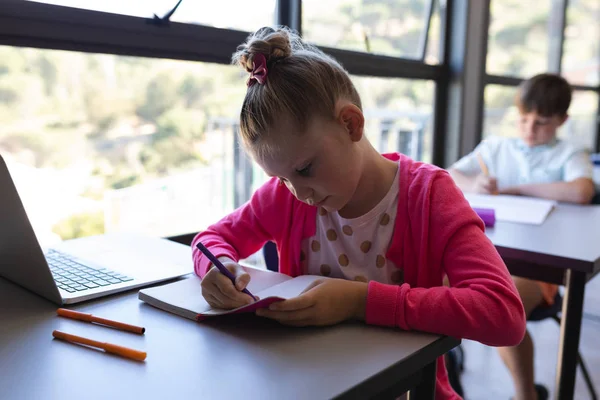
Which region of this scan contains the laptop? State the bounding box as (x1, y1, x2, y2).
(0, 154, 193, 304)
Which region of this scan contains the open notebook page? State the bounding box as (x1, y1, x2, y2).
(197, 275, 326, 317)
(139, 267, 326, 320)
(464, 193, 556, 225)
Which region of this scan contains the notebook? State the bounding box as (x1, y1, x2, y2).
(138, 266, 328, 321)
(464, 193, 557, 225)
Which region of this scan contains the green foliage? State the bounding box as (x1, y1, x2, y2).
(137, 72, 181, 122)
(138, 107, 206, 175)
(52, 211, 105, 240)
(304, 0, 427, 58)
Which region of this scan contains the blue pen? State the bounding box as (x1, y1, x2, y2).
(196, 242, 257, 301)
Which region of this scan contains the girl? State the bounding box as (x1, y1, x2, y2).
(193, 26, 526, 400)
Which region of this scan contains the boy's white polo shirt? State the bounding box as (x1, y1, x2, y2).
(451, 136, 593, 191)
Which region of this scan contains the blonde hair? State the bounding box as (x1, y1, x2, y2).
(232, 26, 361, 150)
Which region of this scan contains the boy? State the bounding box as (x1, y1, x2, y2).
(449, 73, 595, 400)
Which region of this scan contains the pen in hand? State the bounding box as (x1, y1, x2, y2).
(195, 242, 257, 301)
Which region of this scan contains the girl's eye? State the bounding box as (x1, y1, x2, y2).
(296, 164, 312, 177)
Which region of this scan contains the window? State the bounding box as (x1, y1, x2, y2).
(487, 0, 551, 77)
(4, 1, 444, 250)
(28, 0, 276, 32)
(0, 46, 248, 245)
(303, 0, 440, 62)
(560, 91, 599, 150)
(562, 0, 600, 86)
(352, 76, 435, 163)
(424, 0, 443, 65)
(484, 0, 599, 156)
(482, 85, 519, 139)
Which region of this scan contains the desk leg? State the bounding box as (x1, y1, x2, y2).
(555, 269, 586, 400)
(407, 361, 437, 400)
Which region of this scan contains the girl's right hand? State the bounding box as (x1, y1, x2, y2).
(200, 257, 255, 309)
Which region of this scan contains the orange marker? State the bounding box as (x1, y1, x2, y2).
(57, 308, 145, 334)
(52, 330, 147, 361)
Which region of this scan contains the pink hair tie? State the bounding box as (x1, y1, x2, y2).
(247, 53, 268, 87)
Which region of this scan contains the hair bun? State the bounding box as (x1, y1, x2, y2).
(233, 26, 294, 72)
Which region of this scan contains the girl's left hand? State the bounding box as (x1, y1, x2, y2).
(255, 278, 368, 327)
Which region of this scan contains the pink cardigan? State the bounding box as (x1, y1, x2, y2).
(192, 153, 526, 399)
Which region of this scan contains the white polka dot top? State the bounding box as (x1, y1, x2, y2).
(301, 163, 403, 285)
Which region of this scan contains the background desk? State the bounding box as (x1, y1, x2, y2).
(485, 204, 600, 400)
(0, 278, 459, 400)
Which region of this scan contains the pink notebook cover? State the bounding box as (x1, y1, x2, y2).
(195, 297, 284, 321)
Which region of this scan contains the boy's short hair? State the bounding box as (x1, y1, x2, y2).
(515, 73, 572, 117)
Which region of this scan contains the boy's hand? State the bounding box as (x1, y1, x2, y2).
(472, 174, 498, 195)
(201, 257, 255, 309)
(255, 278, 368, 327)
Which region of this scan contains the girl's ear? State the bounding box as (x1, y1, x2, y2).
(338, 104, 365, 143)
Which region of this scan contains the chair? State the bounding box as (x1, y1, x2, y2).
(445, 346, 465, 397)
(447, 291, 599, 399)
(262, 241, 279, 272)
(528, 292, 598, 400)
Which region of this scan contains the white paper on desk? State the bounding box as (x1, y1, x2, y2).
(464, 193, 556, 225)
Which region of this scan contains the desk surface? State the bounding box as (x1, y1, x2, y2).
(0, 278, 458, 400)
(485, 203, 600, 274)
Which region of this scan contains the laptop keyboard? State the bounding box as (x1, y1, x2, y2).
(46, 249, 133, 293)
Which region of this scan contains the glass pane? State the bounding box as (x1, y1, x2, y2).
(28, 0, 276, 32)
(487, 0, 551, 77)
(352, 77, 435, 163)
(483, 85, 598, 151)
(0, 46, 248, 246)
(425, 0, 442, 65)
(559, 91, 598, 150)
(562, 0, 600, 86)
(483, 85, 520, 139)
(303, 0, 433, 59)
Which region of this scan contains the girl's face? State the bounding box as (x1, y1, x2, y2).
(251, 106, 364, 213)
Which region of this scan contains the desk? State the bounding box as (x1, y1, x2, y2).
(485, 204, 600, 400)
(0, 278, 459, 400)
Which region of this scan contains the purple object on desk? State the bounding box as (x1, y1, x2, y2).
(473, 207, 495, 227)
